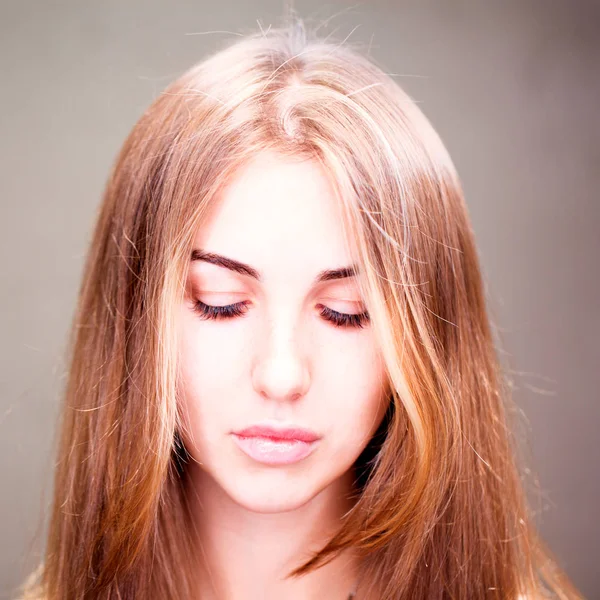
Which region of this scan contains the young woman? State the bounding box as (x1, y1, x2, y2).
(18, 16, 584, 600)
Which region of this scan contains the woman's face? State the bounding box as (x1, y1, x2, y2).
(178, 149, 389, 513)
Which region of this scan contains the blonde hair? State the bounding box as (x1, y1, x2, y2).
(18, 15, 583, 600)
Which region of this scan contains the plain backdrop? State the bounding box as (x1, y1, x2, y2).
(1, 1, 598, 598)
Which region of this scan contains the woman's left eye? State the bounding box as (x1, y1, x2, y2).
(316, 304, 370, 329)
(192, 300, 369, 329)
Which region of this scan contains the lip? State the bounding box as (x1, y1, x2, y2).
(231, 424, 321, 465)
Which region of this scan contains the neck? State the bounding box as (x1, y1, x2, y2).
(185, 465, 360, 600)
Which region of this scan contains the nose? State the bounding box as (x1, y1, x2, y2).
(251, 313, 311, 403)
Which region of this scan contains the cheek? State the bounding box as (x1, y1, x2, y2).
(317, 333, 389, 446)
(183, 288, 263, 374)
(180, 312, 248, 389)
(177, 312, 250, 450)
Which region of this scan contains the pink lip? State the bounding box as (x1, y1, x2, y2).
(231, 424, 321, 465)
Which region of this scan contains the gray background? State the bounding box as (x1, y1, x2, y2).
(1, 1, 598, 598)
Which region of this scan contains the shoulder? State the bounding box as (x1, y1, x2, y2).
(15, 564, 45, 600)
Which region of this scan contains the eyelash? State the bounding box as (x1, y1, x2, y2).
(192, 300, 370, 329)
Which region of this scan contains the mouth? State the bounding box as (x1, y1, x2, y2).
(231, 424, 321, 466)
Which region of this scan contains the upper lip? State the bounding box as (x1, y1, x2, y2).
(233, 424, 321, 443)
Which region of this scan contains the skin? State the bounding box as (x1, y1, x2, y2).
(177, 149, 390, 599)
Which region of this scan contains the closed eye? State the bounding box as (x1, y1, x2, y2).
(192, 300, 369, 329)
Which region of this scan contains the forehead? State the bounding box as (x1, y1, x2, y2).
(193, 150, 356, 277)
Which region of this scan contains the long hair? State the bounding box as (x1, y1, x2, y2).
(18, 16, 583, 600)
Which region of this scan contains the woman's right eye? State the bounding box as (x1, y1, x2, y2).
(192, 300, 251, 320)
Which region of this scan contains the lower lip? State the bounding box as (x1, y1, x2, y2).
(231, 434, 319, 465)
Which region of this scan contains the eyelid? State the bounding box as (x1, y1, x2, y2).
(199, 291, 245, 296)
(195, 290, 364, 308)
(321, 296, 366, 310)
(322, 296, 363, 304)
(194, 290, 248, 300)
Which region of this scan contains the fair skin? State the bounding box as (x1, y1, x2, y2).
(177, 149, 389, 600)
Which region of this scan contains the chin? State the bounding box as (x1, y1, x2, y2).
(221, 469, 325, 513)
(231, 492, 313, 514)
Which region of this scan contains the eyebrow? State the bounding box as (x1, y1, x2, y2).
(190, 249, 358, 284)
